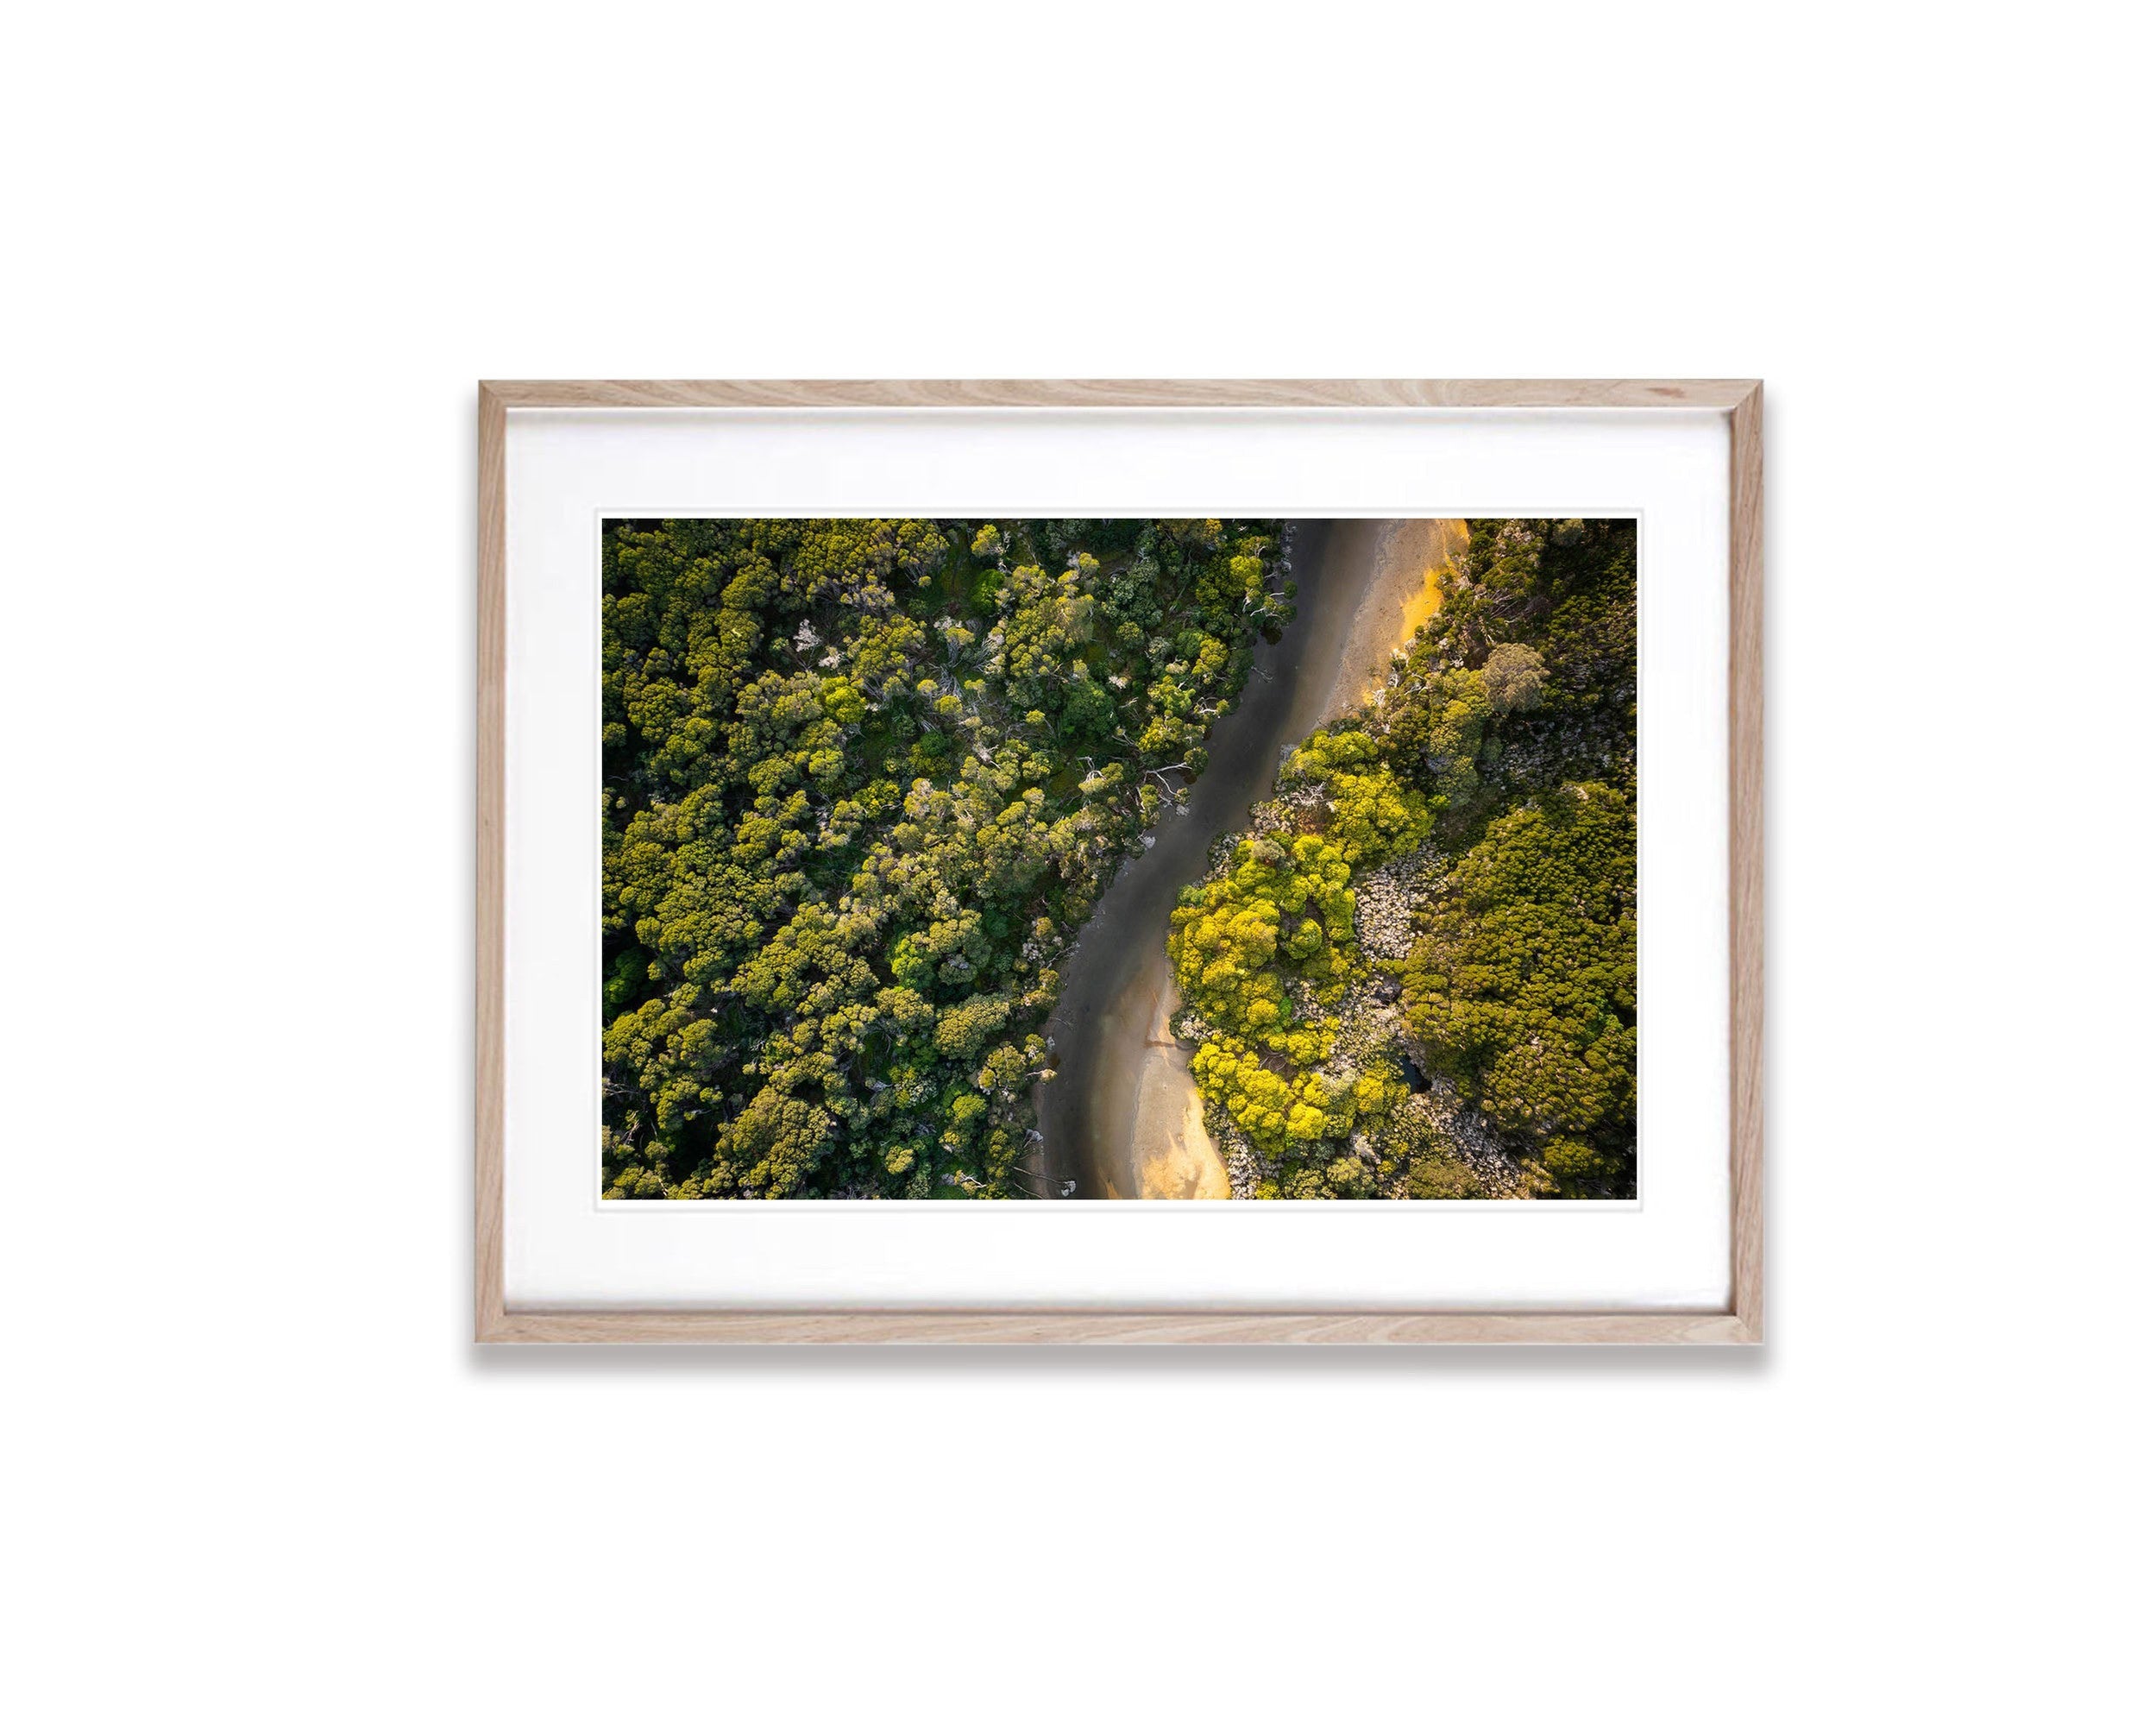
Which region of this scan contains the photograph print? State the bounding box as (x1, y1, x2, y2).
(601, 515, 1636, 1202)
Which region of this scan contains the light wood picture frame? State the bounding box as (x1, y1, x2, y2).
(477, 380, 1763, 1344)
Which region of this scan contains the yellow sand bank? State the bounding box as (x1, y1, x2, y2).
(1321, 518, 1468, 725)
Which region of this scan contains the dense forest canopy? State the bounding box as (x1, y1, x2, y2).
(1167, 517, 1638, 1199)
(601, 517, 1292, 1199)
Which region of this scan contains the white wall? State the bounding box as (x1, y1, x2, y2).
(7, 4, 2145, 1722)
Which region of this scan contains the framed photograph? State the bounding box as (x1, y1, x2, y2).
(477, 381, 1763, 1343)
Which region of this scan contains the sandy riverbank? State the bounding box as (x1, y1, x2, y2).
(1128, 970, 1229, 1199)
(1318, 518, 1467, 725)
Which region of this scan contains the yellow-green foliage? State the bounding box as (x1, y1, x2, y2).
(1188, 1045, 1400, 1160)
(1280, 728, 1433, 862)
(1171, 823, 1407, 1176)
(1167, 834, 1356, 1045)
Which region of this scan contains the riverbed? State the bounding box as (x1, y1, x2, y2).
(1034, 518, 1464, 1199)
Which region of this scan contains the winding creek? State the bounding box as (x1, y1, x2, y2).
(1035, 518, 1464, 1199)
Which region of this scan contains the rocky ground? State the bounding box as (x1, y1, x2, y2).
(1175, 794, 1537, 1201)
(1351, 842, 1448, 961)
